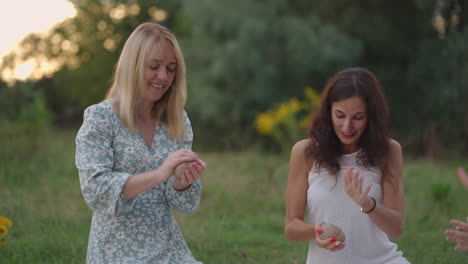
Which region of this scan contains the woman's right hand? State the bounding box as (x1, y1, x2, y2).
(158, 149, 199, 181)
(314, 222, 345, 252)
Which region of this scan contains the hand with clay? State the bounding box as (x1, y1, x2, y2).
(314, 222, 346, 251)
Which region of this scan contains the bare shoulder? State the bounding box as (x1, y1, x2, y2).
(292, 138, 312, 154)
(388, 138, 401, 150)
(290, 138, 314, 172)
(291, 139, 314, 160)
(387, 138, 402, 158)
(385, 139, 403, 181)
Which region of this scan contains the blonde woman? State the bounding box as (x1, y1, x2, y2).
(76, 22, 206, 263)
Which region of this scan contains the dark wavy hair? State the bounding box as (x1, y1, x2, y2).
(306, 67, 390, 176)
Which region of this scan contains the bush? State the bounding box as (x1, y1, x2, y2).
(0, 81, 54, 153)
(254, 87, 320, 153)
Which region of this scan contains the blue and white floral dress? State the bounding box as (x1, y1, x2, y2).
(75, 99, 202, 264)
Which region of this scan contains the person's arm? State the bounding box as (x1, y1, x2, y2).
(165, 111, 203, 213)
(285, 139, 317, 241)
(122, 149, 199, 199)
(445, 169, 468, 251)
(75, 103, 136, 216)
(456, 168, 468, 190)
(285, 139, 345, 251)
(369, 139, 405, 238)
(344, 139, 405, 239)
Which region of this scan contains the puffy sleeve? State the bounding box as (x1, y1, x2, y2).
(75, 103, 135, 216)
(165, 111, 202, 213)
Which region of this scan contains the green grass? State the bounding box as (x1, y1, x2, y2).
(1, 129, 467, 263)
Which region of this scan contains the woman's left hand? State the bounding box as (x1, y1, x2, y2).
(445, 217, 468, 251)
(343, 168, 373, 209)
(173, 159, 206, 191)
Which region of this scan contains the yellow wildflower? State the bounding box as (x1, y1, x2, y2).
(0, 217, 12, 228)
(292, 97, 303, 111)
(275, 103, 289, 122)
(0, 224, 7, 237)
(255, 112, 276, 135)
(254, 86, 321, 152)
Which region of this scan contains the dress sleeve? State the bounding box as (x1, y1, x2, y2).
(164, 111, 202, 213)
(75, 103, 136, 216)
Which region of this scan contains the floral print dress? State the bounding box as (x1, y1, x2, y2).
(75, 99, 202, 264)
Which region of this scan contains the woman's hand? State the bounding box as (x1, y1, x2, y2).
(314, 222, 345, 251)
(343, 168, 374, 210)
(445, 217, 468, 251)
(158, 149, 199, 182)
(173, 159, 206, 191)
(123, 149, 198, 199)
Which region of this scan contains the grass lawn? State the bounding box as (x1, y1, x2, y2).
(0, 129, 467, 263)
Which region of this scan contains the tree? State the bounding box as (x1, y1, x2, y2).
(0, 0, 184, 122)
(180, 0, 362, 148)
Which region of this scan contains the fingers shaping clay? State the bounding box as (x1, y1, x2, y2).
(174, 162, 190, 178)
(318, 223, 346, 242)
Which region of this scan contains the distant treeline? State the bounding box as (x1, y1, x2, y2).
(0, 0, 467, 156)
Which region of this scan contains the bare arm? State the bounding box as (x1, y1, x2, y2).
(122, 149, 199, 199)
(444, 169, 468, 251)
(456, 168, 468, 191)
(369, 139, 405, 238)
(122, 169, 168, 199)
(344, 139, 405, 239)
(284, 139, 316, 242)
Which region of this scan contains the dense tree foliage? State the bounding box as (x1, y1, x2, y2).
(179, 0, 361, 148)
(0, 0, 466, 155)
(1, 0, 182, 122)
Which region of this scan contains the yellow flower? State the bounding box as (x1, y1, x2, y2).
(287, 97, 303, 113)
(255, 112, 276, 135)
(0, 224, 7, 237)
(255, 86, 321, 151)
(0, 217, 12, 228)
(275, 103, 289, 122)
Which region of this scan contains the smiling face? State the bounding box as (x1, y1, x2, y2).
(331, 96, 368, 154)
(142, 39, 177, 103)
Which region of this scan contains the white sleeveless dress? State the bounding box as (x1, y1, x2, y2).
(306, 150, 410, 264)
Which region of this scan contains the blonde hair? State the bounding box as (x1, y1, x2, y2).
(106, 22, 187, 139)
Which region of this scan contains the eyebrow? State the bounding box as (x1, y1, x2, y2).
(150, 59, 177, 65)
(335, 110, 367, 115)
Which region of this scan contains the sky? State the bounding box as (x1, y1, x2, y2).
(0, 0, 76, 79)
